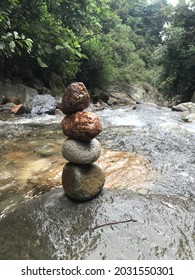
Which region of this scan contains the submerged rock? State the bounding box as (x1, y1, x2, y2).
(62, 138, 101, 164)
(61, 111, 102, 141)
(62, 163, 105, 201)
(61, 82, 90, 115)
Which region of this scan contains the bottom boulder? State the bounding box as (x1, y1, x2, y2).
(62, 163, 105, 201)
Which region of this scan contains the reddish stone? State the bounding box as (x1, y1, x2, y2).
(11, 104, 27, 115)
(61, 82, 90, 115)
(61, 111, 102, 141)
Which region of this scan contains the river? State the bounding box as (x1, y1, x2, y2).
(0, 103, 195, 259)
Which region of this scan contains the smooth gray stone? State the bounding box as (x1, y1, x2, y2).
(61, 138, 101, 164)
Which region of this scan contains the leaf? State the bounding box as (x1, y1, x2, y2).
(45, 44, 53, 54)
(37, 57, 48, 68)
(74, 49, 82, 58)
(73, 41, 80, 48)
(13, 31, 19, 39)
(9, 41, 16, 52)
(0, 42, 5, 50)
(25, 38, 33, 48)
(55, 45, 64, 50)
(16, 41, 24, 48)
(81, 54, 88, 59)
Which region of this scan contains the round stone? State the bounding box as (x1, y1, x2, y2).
(61, 82, 90, 115)
(62, 163, 105, 201)
(61, 111, 102, 141)
(62, 138, 101, 164)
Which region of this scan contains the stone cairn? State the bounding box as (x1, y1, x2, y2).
(60, 82, 105, 201)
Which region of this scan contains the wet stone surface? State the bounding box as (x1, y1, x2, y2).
(0, 105, 195, 259)
(0, 188, 194, 260)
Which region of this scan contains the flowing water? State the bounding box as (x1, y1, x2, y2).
(0, 104, 195, 259)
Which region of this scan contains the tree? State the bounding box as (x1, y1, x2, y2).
(0, 0, 112, 86)
(157, 1, 195, 101)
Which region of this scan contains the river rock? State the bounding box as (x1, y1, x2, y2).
(62, 163, 105, 201)
(11, 104, 28, 115)
(2, 96, 21, 105)
(0, 81, 38, 105)
(62, 138, 101, 164)
(61, 111, 102, 141)
(61, 82, 90, 115)
(0, 102, 15, 111)
(30, 94, 57, 114)
(172, 102, 195, 112)
(182, 113, 195, 122)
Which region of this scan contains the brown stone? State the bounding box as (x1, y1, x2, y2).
(2, 96, 21, 105)
(11, 104, 27, 115)
(61, 82, 90, 114)
(61, 111, 102, 141)
(62, 163, 105, 201)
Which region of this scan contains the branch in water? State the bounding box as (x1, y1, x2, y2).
(91, 218, 137, 231)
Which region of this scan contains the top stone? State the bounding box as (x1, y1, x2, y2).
(61, 82, 90, 115)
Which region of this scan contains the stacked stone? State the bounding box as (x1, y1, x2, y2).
(60, 82, 105, 201)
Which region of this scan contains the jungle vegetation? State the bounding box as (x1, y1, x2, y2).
(0, 0, 194, 101)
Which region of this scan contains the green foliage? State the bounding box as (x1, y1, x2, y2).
(156, 1, 195, 101)
(0, 1, 33, 59)
(77, 36, 116, 87)
(0, 0, 111, 84)
(0, 0, 193, 103)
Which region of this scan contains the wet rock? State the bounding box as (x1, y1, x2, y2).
(62, 138, 101, 164)
(172, 102, 195, 112)
(0, 81, 38, 105)
(107, 93, 136, 106)
(107, 97, 118, 106)
(61, 111, 102, 141)
(30, 94, 56, 114)
(27, 166, 62, 196)
(11, 104, 28, 115)
(61, 82, 90, 115)
(0, 102, 15, 111)
(97, 149, 156, 192)
(62, 163, 105, 201)
(104, 83, 168, 107)
(182, 113, 195, 122)
(2, 96, 21, 105)
(0, 188, 194, 260)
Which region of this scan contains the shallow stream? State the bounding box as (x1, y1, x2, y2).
(0, 104, 195, 259)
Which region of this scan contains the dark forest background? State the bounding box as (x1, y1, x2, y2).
(0, 0, 195, 102)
